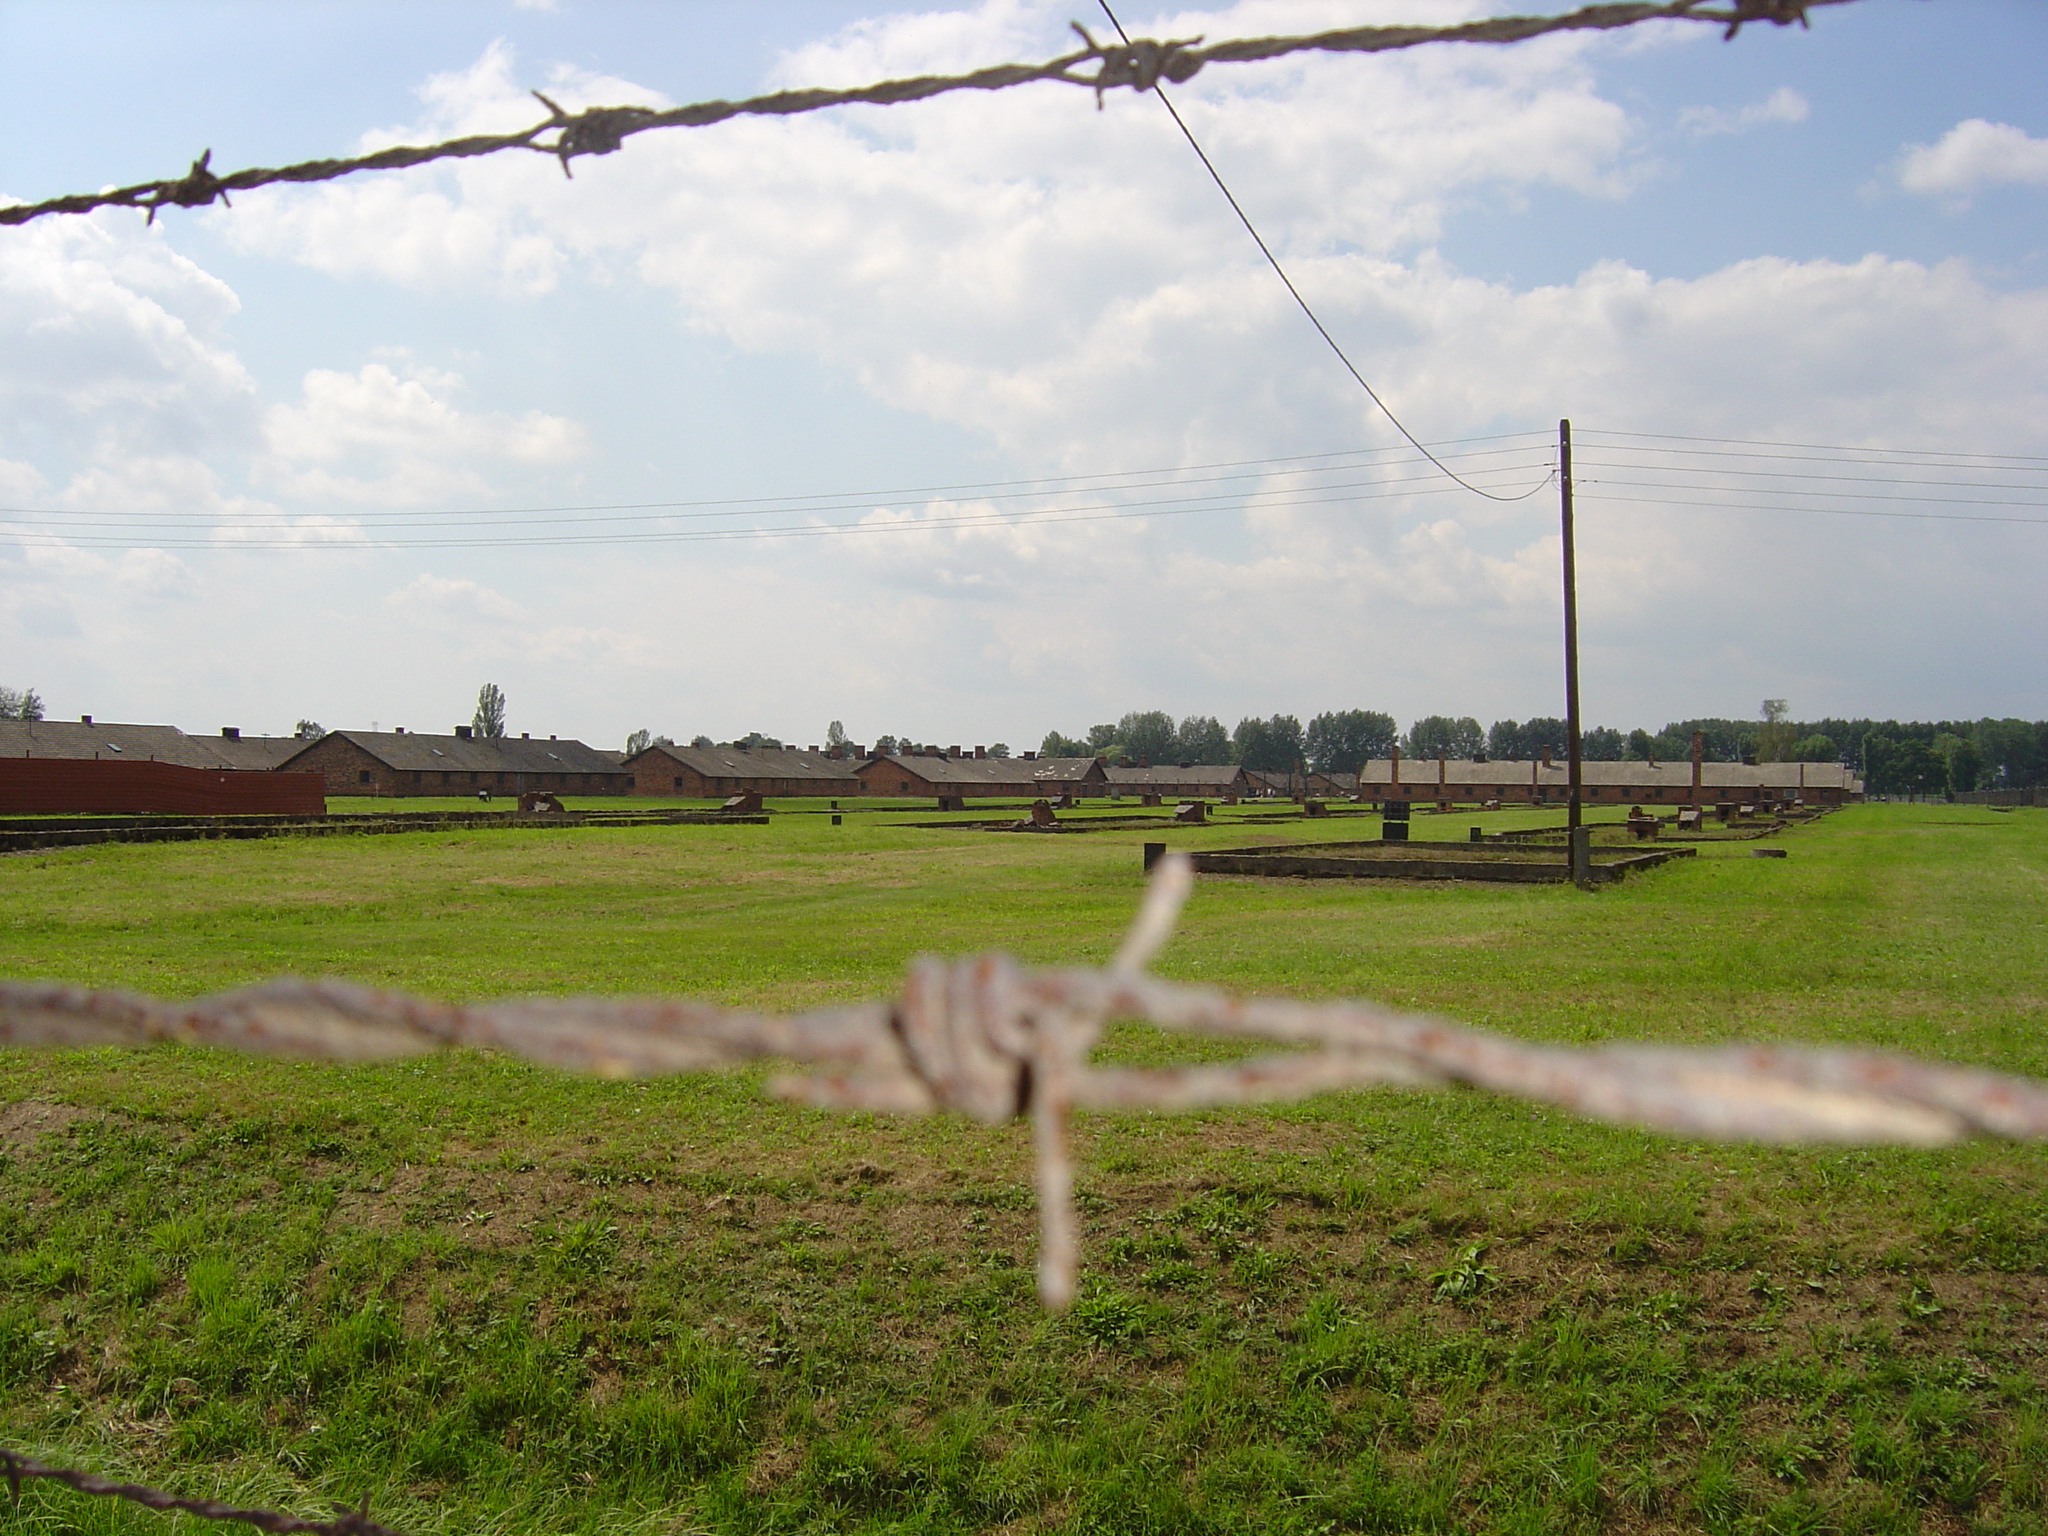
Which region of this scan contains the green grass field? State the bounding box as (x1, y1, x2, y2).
(1, 804, 2043, 1535)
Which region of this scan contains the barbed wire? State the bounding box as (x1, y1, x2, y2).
(2, 1, 1856, 230)
(0, 1449, 403, 1536)
(7, 846, 2047, 1536)
(5, 854, 2044, 1315)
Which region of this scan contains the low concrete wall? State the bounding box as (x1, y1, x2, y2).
(1182, 840, 1695, 884)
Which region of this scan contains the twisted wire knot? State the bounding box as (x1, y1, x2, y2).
(533, 93, 659, 177)
(1720, 0, 1811, 38)
(145, 150, 229, 224)
(1070, 24, 1206, 106)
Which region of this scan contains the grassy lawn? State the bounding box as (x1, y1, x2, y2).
(0, 804, 2043, 1534)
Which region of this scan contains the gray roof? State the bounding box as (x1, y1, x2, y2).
(285, 730, 625, 775)
(861, 753, 1048, 786)
(1357, 758, 1861, 791)
(209, 735, 315, 770)
(1022, 756, 1106, 783)
(1105, 763, 1247, 787)
(624, 744, 866, 782)
(0, 720, 243, 769)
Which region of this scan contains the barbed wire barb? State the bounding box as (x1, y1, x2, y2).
(6, 850, 2048, 1310)
(0, 1449, 405, 1536)
(2, 0, 1859, 230)
(5, 842, 2046, 1533)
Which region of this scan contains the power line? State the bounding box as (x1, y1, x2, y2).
(1579, 475, 2048, 510)
(1575, 458, 2048, 493)
(1094, 0, 1553, 506)
(5, 461, 1561, 552)
(0, 435, 1550, 530)
(1579, 428, 2048, 467)
(1576, 490, 2048, 528)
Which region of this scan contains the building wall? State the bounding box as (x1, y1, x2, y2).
(858, 760, 935, 796)
(0, 758, 325, 815)
(286, 736, 402, 796)
(284, 736, 628, 796)
(628, 750, 862, 798)
(855, 760, 1057, 799)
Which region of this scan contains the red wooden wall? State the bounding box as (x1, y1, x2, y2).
(0, 758, 327, 815)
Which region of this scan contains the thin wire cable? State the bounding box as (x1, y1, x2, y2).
(3, 463, 1563, 552)
(1096, 0, 1553, 505)
(0, 437, 1551, 531)
(1579, 476, 2048, 510)
(1581, 429, 2048, 466)
(1575, 490, 2048, 528)
(1575, 458, 2048, 493)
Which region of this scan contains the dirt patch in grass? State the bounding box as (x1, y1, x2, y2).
(0, 1098, 104, 1149)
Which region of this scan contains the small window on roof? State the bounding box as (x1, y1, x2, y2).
(107, 743, 123, 753)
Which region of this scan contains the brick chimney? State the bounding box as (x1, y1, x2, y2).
(456, 725, 473, 740)
(1022, 750, 1037, 761)
(1541, 746, 1551, 769)
(1691, 730, 1704, 792)
(973, 745, 986, 759)
(220, 727, 240, 739)
(1390, 743, 1401, 787)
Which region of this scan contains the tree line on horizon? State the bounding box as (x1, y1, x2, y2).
(1024, 708, 2048, 790)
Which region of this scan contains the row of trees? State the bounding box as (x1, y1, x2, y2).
(1039, 711, 1399, 774)
(1642, 714, 2048, 791)
(1028, 705, 2048, 789)
(612, 707, 2047, 794)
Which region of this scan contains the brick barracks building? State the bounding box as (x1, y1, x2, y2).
(278, 728, 629, 797)
(856, 747, 1107, 800)
(1355, 744, 1862, 808)
(622, 743, 867, 798)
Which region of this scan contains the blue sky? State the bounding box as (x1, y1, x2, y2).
(2, 0, 2044, 750)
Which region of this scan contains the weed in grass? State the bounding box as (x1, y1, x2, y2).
(1067, 1288, 1145, 1347)
(1429, 1242, 1497, 1302)
(1902, 1281, 1944, 1322)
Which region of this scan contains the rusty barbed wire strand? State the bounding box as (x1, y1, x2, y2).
(6, 854, 2048, 1312)
(1, 0, 1856, 230)
(5, 845, 2046, 1536)
(0, 1448, 403, 1536)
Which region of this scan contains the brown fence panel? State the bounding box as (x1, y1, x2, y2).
(0, 759, 326, 816)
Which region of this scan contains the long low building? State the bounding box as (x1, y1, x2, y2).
(857, 750, 1108, 799)
(1356, 755, 1862, 807)
(623, 743, 867, 798)
(280, 728, 630, 796)
(1104, 762, 1254, 799)
(0, 718, 304, 770)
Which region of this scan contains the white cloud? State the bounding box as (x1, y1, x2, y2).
(0, 211, 255, 458)
(5, 1, 2046, 738)
(1678, 86, 1808, 138)
(1896, 119, 2048, 200)
(115, 547, 195, 598)
(385, 573, 527, 623)
(260, 361, 586, 505)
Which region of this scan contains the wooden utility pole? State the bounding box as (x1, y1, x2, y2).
(1560, 418, 1588, 886)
